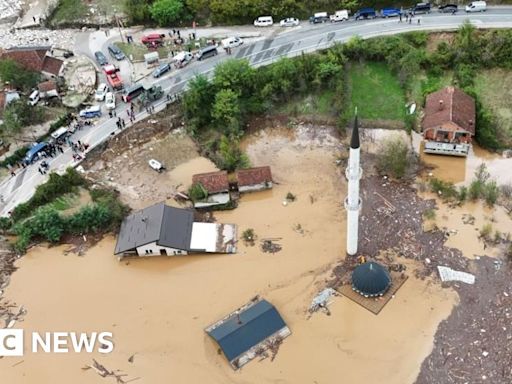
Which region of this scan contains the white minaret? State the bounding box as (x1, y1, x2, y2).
(344, 109, 362, 256)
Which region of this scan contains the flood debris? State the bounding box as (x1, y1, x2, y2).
(82, 359, 138, 383)
(309, 288, 339, 315)
(261, 239, 282, 254)
(437, 266, 476, 284)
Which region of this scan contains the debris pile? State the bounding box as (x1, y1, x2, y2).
(0, 27, 76, 50)
(309, 288, 338, 315)
(261, 239, 282, 254)
(82, 359, 138, 383)
(0, 0, 21, 22)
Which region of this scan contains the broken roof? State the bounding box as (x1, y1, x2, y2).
(114, 203, 194, 254)
(192, 171, 229, 194)
(38, 80, 57, 92)
(42, 56, 63, 76)
(423, 86, 476, 135)
(236, 166, 272, 186)
(206, 299, 288, 363)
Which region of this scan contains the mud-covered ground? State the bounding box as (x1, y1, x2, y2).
(329, 169, 512, 384)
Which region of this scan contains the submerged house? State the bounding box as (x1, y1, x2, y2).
(205, 297, 291, 369)
(236, 166, 273, 193)
(422, 86, 476, 157)
(114, 202, 237, 258)
(191, 171, 230, 208)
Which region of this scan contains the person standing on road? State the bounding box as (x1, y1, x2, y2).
(417, 15, 421, 24)
(399, 13, 402, 23)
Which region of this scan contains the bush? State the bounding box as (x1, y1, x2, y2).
(423, 208, 436, 220)
(480, 223, 493, 241)
(376, 137, 410, 179)
(150, 0, 184, 26)
(483, 181, 499, 206)
(217, 135, 250, 171)
(429, 178, 458, 200)
(0, 59, 40, 91)
(67, 204, 114, 234)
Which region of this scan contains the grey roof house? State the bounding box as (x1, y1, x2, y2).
(115, 202, 237, 258)
(205, 298, 291, 369)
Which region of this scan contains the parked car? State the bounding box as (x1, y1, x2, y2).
(438, 4, 458, 12)
(309, 12, 330, 23)
(196, 45, 218, 61)
(411, 2, 431, 14)
(254, 16, 274, 27)
(381, 8, 401, 17)
(107, 44, 125, 60)
(222, 36, 243, 48)
(94, 51, 108, 66)
(79, 105, 102, 119)
(280, 17, 300, 27)
(330, 10, 349, 22)
(354, 8, 377, 20)
(173, 51, 194, 68)
(152, 63, 171, 78)
(105, 92, 116, 110)
(465, 0, 486, 12)
(28, 90, 40, 106)
(24, 142, 48, 164)
(95, 83, 108, 101)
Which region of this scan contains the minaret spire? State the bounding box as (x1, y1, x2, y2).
(344, 108, 362, 256)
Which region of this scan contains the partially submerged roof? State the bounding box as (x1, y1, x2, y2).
(192, 171, 229, 194)
(423, 86, 476, 135)
(42, 56, 63, 76)
(352, 261, 391, 297)
(236, 166, 272, 186)
(0, 46, 50, 72)
(114, 203, 194, 254)
(206, 299, 288, 364)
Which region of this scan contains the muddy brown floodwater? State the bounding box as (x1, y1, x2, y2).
(0, 125, 458, 384)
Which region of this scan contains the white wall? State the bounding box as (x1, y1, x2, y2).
(239, 182, 273, 193)
(136, 241, 188, 257)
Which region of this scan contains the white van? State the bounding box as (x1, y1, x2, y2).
(465, 1, 486, 12)
(330, 10, 349, 22)
(222, 37, 243, 49)
(254, 16, 274, 27)
(28, 90, 40, 106)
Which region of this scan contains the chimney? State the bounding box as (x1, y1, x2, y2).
(439, 100, 444, 110)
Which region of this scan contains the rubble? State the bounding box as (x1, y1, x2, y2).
(309, 288, 338, 315)
(0, 26, 77, 50)
(437, 265, 475, 284)
(0, 0, 21, 23)
(260, 239, 282, 254)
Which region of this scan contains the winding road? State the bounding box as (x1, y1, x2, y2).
(2, 8, 512, 216)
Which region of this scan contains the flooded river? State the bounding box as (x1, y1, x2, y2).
(0, 126, 458, 384)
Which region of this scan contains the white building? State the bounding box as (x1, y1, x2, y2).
(114, 203, 237, 259)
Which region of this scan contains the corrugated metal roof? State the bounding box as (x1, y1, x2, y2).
(207, 300, 287, 362)
(114, 203, 194, 254)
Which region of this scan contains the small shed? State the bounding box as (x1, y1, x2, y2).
(236, 166, 273, 193)
(191, 171, 230, 208)
(205, 298, 291, 369)
(38, 80, 59, 98)
(144, 52, 159, 68)
(352, 262, 391, 298)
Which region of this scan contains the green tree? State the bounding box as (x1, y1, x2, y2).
(125, 0, 152, 23)
(0, 59, 40, 92)
(183, 74, 216, 134)
(212, 89, 241, 135)
(218, 135, 250, 171)
(213, 59, 255, 98)
(151, 0, 184, 25)
(376, 137, 410, 179)
(1, 100, 44, 136)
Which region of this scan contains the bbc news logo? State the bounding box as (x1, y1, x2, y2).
(0, 329, 113, 356)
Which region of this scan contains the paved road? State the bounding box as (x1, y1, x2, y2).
(2, 9, 512, 217)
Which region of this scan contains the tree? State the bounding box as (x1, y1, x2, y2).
(212, 89, 241, 135)
(218, 135, 250, 171)
(125, 0, 152, 23)
(1, 100, 45, 136)
(213, 59, 255, 98)
(150, 0, 184, 26)
(376, 137, 410, 179)
(183, 74, 216, 134)
(0, 59, 40, 92)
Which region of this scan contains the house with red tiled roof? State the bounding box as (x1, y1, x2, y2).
(0, 46, 64, 79)
(38, 80, 59, 98)
(236, 166, 273, 193)
(191, 171, 231, 208)
(422, 86, 476, 156)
